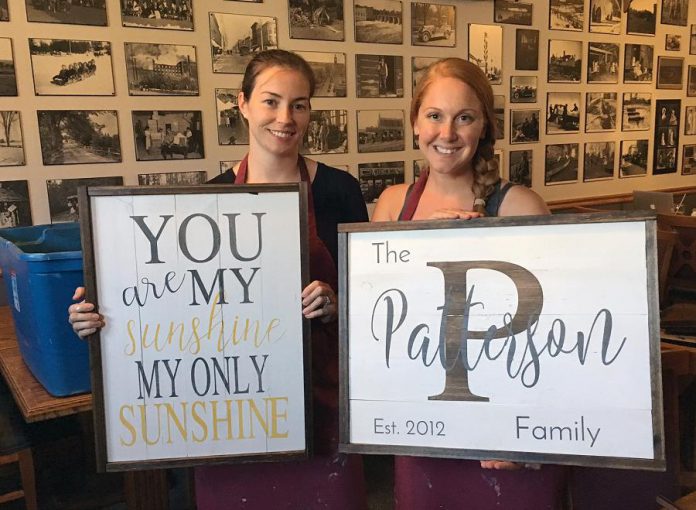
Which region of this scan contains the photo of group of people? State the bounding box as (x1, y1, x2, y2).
(302, 110, 348, 155)
(121, 0, 193, 30)
(132, 110, 203, 161)
(653, 99, 681, 175)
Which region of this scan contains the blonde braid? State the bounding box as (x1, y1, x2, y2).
(471, 140, 500, 216)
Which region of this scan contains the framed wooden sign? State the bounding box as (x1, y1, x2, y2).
(338, 212, 665, 470)
(79, 184, 311, 471)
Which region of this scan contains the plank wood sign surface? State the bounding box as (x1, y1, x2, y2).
(79, 184, 310, 471)
(338, 212, 664, 470)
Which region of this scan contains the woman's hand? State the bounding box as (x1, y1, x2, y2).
(480, 460, 523, 470)
(301, 280, 337, 323)
(425, 208, 482, 220)
(68, 287, 105, 339)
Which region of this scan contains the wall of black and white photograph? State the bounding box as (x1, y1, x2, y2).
(624, 44, 654, 82)
(546, 92, 581, 134)
(0, 38, 16, 96)
(296, 51, 346, 97)
(549, 0, 584, 31)
(132, 110, 203, 161)
(121, 0, 193, 30)
(125, 43, 198, 95)
(37, 110, 121, 165)
(138, 170, 207, 186)
(0, 112, 24, 167)
(587, 42, 618, 83)
(0, 181, 31, 227)
(354, 0, 402, 44)
(302, 110, 348, 154)
(494, 0, 531, 26)
(510, 76, 536, 104)
(29, 39, 114, 96)
(210, 13, 278, 74)
(584, 141, 615, 181)
(357, 110, 404, 153)
(509, 149, 532, 187)
(623, 92, 652, 132)
(358, 161, 404, 203)
(289, 0, 343, 41)
(469, 24, 502, 84)
(548, 39, 582, 83)
(411, 3, 455, 47)
(356, 54, 403, 98)
(46, 176, 122, 223)
(215, 88, 248, 145)
(25, 0, 107, 26)
(510, 109, 540, 144)
(585, 92, 617, 132)
(627, 0, 657, 35)
(545, 143, 579, 185)
(620, 139, 649, 177)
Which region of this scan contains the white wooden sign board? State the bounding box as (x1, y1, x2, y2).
(80, 185, 310, 471)
(338, 213, 664, 470)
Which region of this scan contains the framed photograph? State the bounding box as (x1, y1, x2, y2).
(0, 38, 17, 96)
(302, 109, 348, 154)
(624, 44, 653, 83)
(653, 99, 680, 175)
(622, 93, 652, 131)
(210, 13, 278, 74)
(0, 112, 25, 166)
(691, 25, 696, 55)
(37, 110, 121, 166)
(356, 55, 403, 98)
(587, 43, 618, 83)
(289, 0, 344, 41)
(510, 109, 540, 144)
(656, 56, 684, 90)
(412, 57, 438, 93)
(545, 143, 578, 184)
(121, 0, 192, 30)
(510, 76, 537, 104)
(47, 177, 123, 223)
(665, 34, 681, 51)
(494, 95, 505, 141)
(584, 141, 615, 181)
(125, 43, 198, 96)
(589, 0, 621, 34)
(296, 51, 346, 97)
(1, 0, 8, 21)
(138, 171, 207, 186)
(509, 149, 532, 187)
(0, 181, 31, 227)
(220, 160, 240, 174)
(660, 0, 688, 26)
(413, 159, 426, 181)
(79, 184, 311, 470)
(585, 92, 617, 133)
(358, 161, 404, 203)
(357, 110, 404, 153)
(626, 0, 656, 35)
(549, 0, 584, 31)
(515, 29, 539, 71)
(215, 88, 248, 145)
(548, 40, 582, 83)
(688, 66, 696, 96)
(494, 0, 532, 26)
(411, 3, 455, 46)
(494, 149, 503, 171)
(546, 92, 581, 134)
(469, 24, 502, 84)
(132, 110, 204, 161)
(29, 39, 114, 96)
(25, 0, 107, 25)
(684, 106, 696, 135)
(620, 140, 649, 177)
(682, 144, 696, 175)
(354, 0, 403, 44)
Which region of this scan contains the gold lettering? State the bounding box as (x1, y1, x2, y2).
(267, 397, 289, 438)
(191, 401, 208, 443)
(119, 405, 137, 446)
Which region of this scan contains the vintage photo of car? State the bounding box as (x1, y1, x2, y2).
(627, 0, 656, 35)
(215, 88, 248, 145)
(302, 109, 348, 154)
(494, 0, 532, 26)
(125, 43, 198, 95)
(549, 0, 583, 31)
(356, 54, 403, 97)
(0, 181, 31, 227)
(289, 0, 343, 41)
(548, 39, 582, 83)
(138, 171, 207, 186)
(411, 3, 455, 47)
(661, 0, 688, 26)
(509, 150, 532, 187)
(622, 93, 652, 132)
(0, 112, 24, 167)
(37, 110, 121, 165)
(357, 110, 404, 153)
(121, 0, 193, 30)
(131, 110, 204, 161)
(210, 13, 278, 74)
(469, 24, 502, 84)
(25, 0, 107, 26)
(589, 0, 621, 34)
(47, 176, 122, 223)
(510, 109, 540, 144)
(0, 38, 17, 96)
(515, 28, 538, 71)
(585, 92, 617, 132)
(545, 143, 579, 185)
(29, 39, 114, 96)
(546, 92, 581, 134)
(296, 51, 346, 97)
(587, 42, 618, 83)
(358, 161, 404, 203)
(354, 0, 403, 44)
(584, 141, 615, 181)
(411, 56, 438, 93)
(510, 76, 536, 103)
(619, 139, 648, 178)
(656, 56, 684, 90)
(624, 44, 654, 83)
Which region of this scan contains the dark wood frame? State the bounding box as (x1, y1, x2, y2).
(79, 184, 312, 472)
(337, 212, 666, 470)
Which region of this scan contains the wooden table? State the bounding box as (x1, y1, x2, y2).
(0, 306, 169, 510)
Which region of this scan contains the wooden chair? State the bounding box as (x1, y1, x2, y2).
(0, 381, 37, 510)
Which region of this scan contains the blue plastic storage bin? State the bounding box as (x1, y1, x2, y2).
(0, 223, 90, 396)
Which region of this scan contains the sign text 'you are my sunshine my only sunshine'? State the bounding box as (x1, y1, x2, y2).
(88, 188, 308, 466)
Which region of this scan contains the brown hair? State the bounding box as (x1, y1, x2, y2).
(411, 58, 500, 215)
(241, 49, 316, 100)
